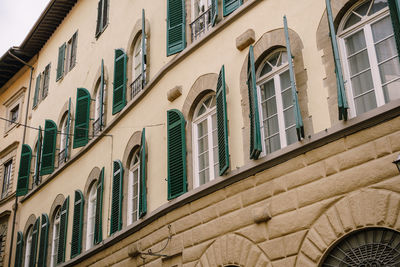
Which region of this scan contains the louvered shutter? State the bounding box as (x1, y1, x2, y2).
(37, 214, 49, 267)
(95, 0, 103, 36)
(15, 232, 23, 267)
(102, 0, 108, 29)
(33, 74, 41, 108)
(57, 196, 69, 264)
(73, 88, 90, 148)
(42, 64, 50, 99)
(389, 0, 400, 60)
(325, 0, 349, 120)
(167, 0, 186, 56)
(99, 59, 105, 130)
(139, 128, 147, 218)
(112, 49, 127, 114)
(94, 167, 104, 244)
(141, 9, 147, 88)
(34, 127, 42, 185)
(247, 45, 262, 160)
(40, 120, 57, 175)
(110, 160, 123, 234)
(283, 16, 304, 141)
(70, 33, 78, 70)
(71, 190, 84, 258)
(211, 0, 218, 26)
(29, 217, 40, 267)
(216, 65, 230, 176)
(65, 98, 71, 160)
(56, 43, 66, 81)
(223, 0, 242, 16)
(167, 109, 187, 200)
(16, 144, 32, 196)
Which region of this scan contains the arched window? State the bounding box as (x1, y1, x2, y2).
(192, 93, 219, 187)
(338, 0, 400, 117)
(24, 227, 33, 267)
(86, 184, 97, 250)
(127, 149, 140, 225)
(93, 83, 105, 137)
(50, 208, 60, 267)
(131, 34, 146, 98)
(256, 49, 297, 155)
(58, 114, 69, 166)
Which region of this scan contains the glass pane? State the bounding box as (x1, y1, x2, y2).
(375, 36, 397, 63)
(203, 96, 211, 108)
(369, 0, 388, 15)
(284, 106, 295, 128)
(197, 120, 208, 137)
(280, 52, 288, 65)
(213, 163, 219, 178)
(265, 115, 279, 136)
(279, 70, 291, 90)
(198, 152, 209, 170)
(268, 52, 279, 67)
(354, 0, 370, 16)
(383, 79, 400, 102)
(348, 50, 370, 75)
(378, 57, 400, 83)
(262, 97, 277, 119)
(261, 80, 275, 100)
(197, 105, 206, 116)
(267, 134, 281, 153)
(199, 168, 209, 185)
(212, 129, 217, 146)
(354, 91, 377, 114)
(286, 126, 297, 146)
(213, 146, 218, 164)
(281, 88, 293, 109)
(371, 16, 393, 42)
(198, 136, 208, 153)
(260, 63, 272, 77)
(351, 70, 374, 97)
(211, 114, 217, 131)
(345, 30, 366, 55)
(344, 13, 362, 29)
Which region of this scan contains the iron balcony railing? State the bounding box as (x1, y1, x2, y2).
(190, 7, 212, 42)
(130, 73, 144, 100)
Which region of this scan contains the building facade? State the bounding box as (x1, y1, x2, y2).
(0, 0, 399, 266)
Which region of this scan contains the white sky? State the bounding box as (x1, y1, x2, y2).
(0, 0, 51, 56)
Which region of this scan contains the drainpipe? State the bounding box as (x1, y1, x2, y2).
(7, 49, 34, 267)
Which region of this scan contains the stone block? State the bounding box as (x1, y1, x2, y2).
(283, 230, 307, 257)
(325, 206, 344, 236)
(314, 214, 338, 247)
(167, 86, 182, 102)
(225, 178, 255, 197)
(305, 139, 346, 165)
(220, 207, 254, 233)
(296, 253, 317, 266)
(190, 191, 226, 213)
(241, 181, 274, 207)
(389, 131, 400, 152)
(236, 223, 268, 243)
(259, 237, 285, 260)
(335, 198, 355, 232)
(300, 238, 322, 262)
(270, 190, 297, 216)
(174, 212, 202, 234)
(182, 240, 213, 263)
(271, 256, 296, 267)
(197, 205, 218, 223)
(245, 247, 262, 266)
(285, 161, 326, 189)
(236, 29, 255, 51)
(337, 142, 376, 171)
(165, 204, 191, 224)
(324, 156, 339, 176)
(386, 193, 400, 227)
(183, 229, 193, 248)
(374, 136, 392, 157)
(191, 219, 221, 245)
(252, 205, 271, 223)
(307, 228, 327, 252)
(217, 194, 242, 216)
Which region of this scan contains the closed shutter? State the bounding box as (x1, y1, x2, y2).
(223, 0, 242, 16)
(211, 0, 218, 26)
(283, 16, 304, 141)
(167, 0, 186, 56)
(15, 232, 23, 267)
(56, 43, 66, 81)
(99, 59, 105, 130)
(95, 0, 103, 36)
(389, 0, 400, 60)
(216, 65, 230, 176)
(29, 217, 40, 267)
(94, 167, 104, 244)
(73, 88, 91, 148)
(33, 74, 41, 108)
(247, 45, 262, 160)
(16, 144, 32, 196)
(57, 196, 69, 264)
(112, 49, 127, 114)
(37, 214, 49, 267)
(42, 64, 50, 99)
(71, 190, 84, 258)
(110, 160, 123, 234)
(65, 98, 71, 160)
(139, 128, 147, 218)
(34, 127, 42, 185)
(167, 109, 187, 199)
(40, 120, 57, 175)
(141, 9, 147, 87)
(325, 0, 349, 120)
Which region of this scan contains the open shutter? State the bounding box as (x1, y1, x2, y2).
(94, 167, 104, 244)
(15, 232, 23, 267)
(65, 98, 71, 160)
(40, 120, 57, 175)
(211, 0, 218, 26)
(247, 45, 262, 160)
(223, 0, 242, 16)
(56, 43, 66, 81)
(167, 0, 186, 56)
(283, 16, 304, 141)
(389, 0, 400, 59)
(110, 160, 123, 234)
(33, 74, 41, 108)
(112, 49, 127, 114)
(73, 88, 90, 148)
(102, 0, 108, 29)
(167, 109, 187, 199)
(57, 196, 69, 264)
(141, 9, 147, 88)
(139, 128, 147, 218)
(37, 214, 49, 267)
(100, 59, 105, 130)
(71, 190, 84, 258)
(325, 0, 349, 120)
(16, 144, 32, 196)
(95, 0, 103, 36)
(34, 127, 42, 185)
(29, 217, 40, 267)
(216, 65, 230, 176)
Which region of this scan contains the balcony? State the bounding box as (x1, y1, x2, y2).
(130, 73, 144, 100)
(190, 7, 212, 42)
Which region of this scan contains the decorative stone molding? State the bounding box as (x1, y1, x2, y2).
(23, 214, 36, 238)
(167, 86, 182, 102)
(236, 29, 255, 50)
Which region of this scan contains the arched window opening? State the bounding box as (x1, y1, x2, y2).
(58, 114, 69, 166)
(24, 227, 33, 267)
(127, 149, 140, 225)
(50, 208, 60, 267)
(86, 184, 97, 250)
(130, 34, 146, 99)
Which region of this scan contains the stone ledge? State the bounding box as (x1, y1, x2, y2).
(236, 29, 255, 50)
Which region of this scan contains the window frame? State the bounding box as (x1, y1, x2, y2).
(23, 226, 33, 267)
(2, 160, 12, 199)
(65, 32, 78, 74)
(95, 0, 109, 38)
(50, 208, 60, 267)
(4, 87, 25, 133)
(127, 149, 140, 225)
(86, 183, 97, 250)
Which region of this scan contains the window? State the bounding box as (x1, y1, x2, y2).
(86, 184, 97, 250)
(10, 105, 19, 124)
(50, 208, 60, 267)
(73, 88, 90, 148)
(130, 36, 145, 99)
(339, 0, 400, 117)
(33, 64, 51, 107)
(127, 150, 140, 225)
(4, 88, 24, 132)
(190, 0, 212, 41)
(33, 130, 42, 186)
(95, 0, 109, 37)
(42, 64, 50, 99)
(192, 94, 219, 187)
(24, 227, 33, 267)
(59, 115, 69, 166)
(2, 160, 12, 198)
(56, 32, 77, 81)
(93, 83, 105, 137)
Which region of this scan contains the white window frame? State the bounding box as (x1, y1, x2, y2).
(65, 32, 78, 74)
(191, 0, 212, 21)
(24, 227, 33, 267)
(50, 209, 60, 267)
(60, 115, 68, 155)
(3, 87, 25, 134)
(86, 184, 97, 250)
(132, 35, 142, 82)
(127, 150, 140, 225)
(1, 160, 12, 199)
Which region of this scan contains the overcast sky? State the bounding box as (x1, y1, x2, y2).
(0, 0, 51, 56)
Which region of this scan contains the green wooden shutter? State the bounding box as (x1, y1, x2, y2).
(57, 196, 69, 264)
(37, 214, 49, 267)
(95, 0, 103, 36)
(65, 98, 71, 160)
(167, 0, 186, 56)
(112, 49, 127, 114)
(29, 217, 40, 267)
(100, 59, 105, 130)
(71, 190, 84, 258)
(34, 127, 42, 185)
(110, 160, 123, 234)
(216, 65, 230, 176)
(33, 74, 41, 108)
(223, 0, 242, 16)
(167, 109, 187, 200)
(102, 0, 108, 30)
(389, 0, 400, 60)
(94, 167, 104, 244)
(247, 45, 262, 160)
(73, 88, 91, 148)
(139, 128, 147, 218)
(15, 232, 23, 267)
(325, 0, 348, 120)
(16, 144, 32, 196)
(211, 0, 218, 26)
(141, 9, 147, 88)
(283, 16, 304, 141)
(40, 120, 57, 175)
(56, 43, 66, 81)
